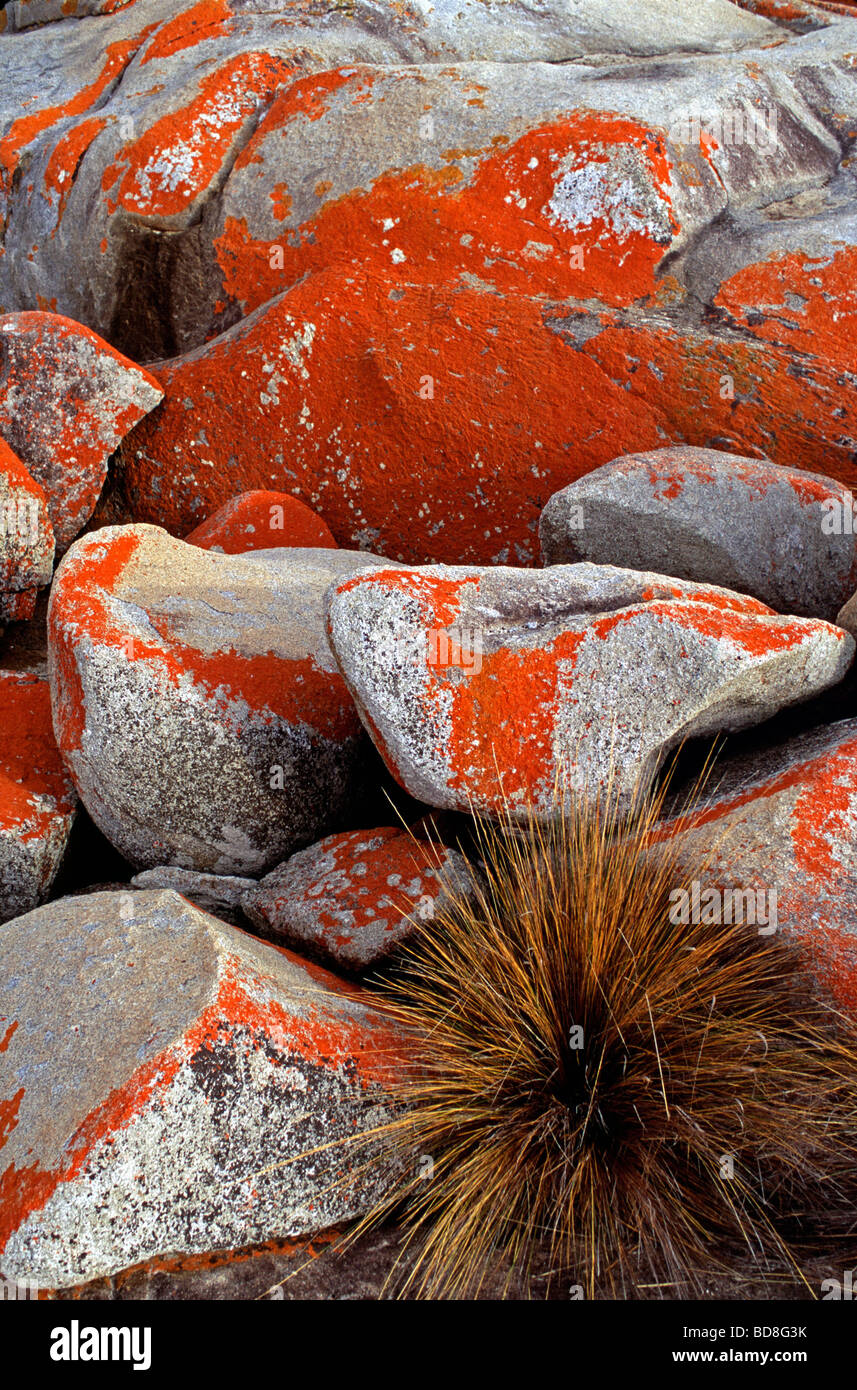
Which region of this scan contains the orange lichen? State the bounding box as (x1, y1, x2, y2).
(140, 0, 234, 64)
(0, 1089, 24, 1148)
(50, 529, 359, 761)
(184, 490, 335, 553)
(101, 52, 292, 219)
(43, 117, 107, 227)
(0, 948, 406, 1253)
(0, 674, 75, 846)
(216, 104, 681, 317)
(715, 245, 857, 373)
(0, 29, 157, 195)
(122, 266, 662, 561)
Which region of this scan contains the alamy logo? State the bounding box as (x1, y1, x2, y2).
(821, 493, 857, 534)
(668, 106, 778, 151)
(0, 1273, 39, 1300)
(373, 623, 483, 676)
(50, 1321, 152, 1371)
(821, 1270, 857, 1300)
(0, 497, 40, 546)
(426, 625, 482, 676)
(669, 881, 777, 935)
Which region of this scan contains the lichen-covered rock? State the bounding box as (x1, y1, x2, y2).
(47, 525, 398, 874)
(540, 447, 857, 621)
(655, 719, 857, 1019)
(6, 3, 857, 562)
(326, 563, 854, 817)
(1, 0, 138, 29)
(0, 889, 410, 1289)
(185, 490, 336, 554)
(0, 669, 76, 921)
(242, 827, 479, 974)
(0, 312, 162, 548)
(0, 0, 780, 355)
(0, 436, 53, 623)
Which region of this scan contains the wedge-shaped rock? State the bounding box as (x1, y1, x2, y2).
(0, 670, 76, 921)
(48, 526, 396, 874)
(0, 436, 54, 622)
(243, 827, 479, 974)
(0, 889, 409, 1289)
(326, 564, 854, 817)
(654, 720, 857, 1019)
(540, 447, 857, 620)
(130, 866, 257, 923)
(0, 312, 162, 548)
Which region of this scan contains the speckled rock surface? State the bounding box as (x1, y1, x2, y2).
(130, 865, 257, 922)
(185, 490, 336, 554)
(0, 668, 76, 921)
(326, 563, 854, 817)
(655, 718, 857, 1019)
(47, 526, 398, 873)
(0, 888, 410, 1289)
(0, 436, 53, 623)
(242, 827, 479, 974)
(0, 312, 162, 548)
(540, 447, 857, 621)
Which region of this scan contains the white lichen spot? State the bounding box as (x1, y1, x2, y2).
(546, 147, 673, 247)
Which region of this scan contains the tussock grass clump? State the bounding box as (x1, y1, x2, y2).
(357, 776, 857, 1299)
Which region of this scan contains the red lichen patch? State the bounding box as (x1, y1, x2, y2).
(213, 952, 407, 1084)
(185, 490, 335, 553)
(0, 672, 76, 846)
(0, 28, 157, 197)
(439, 599, 822, 806)
(654, 735, 857, 1016)
(625, 448, 845, 510)
(579, 319, 857, 491)
(342, 570, 842, 810)
(43, 117, 107, 229)
(715, 245, 857, 373)
(656, 739, 857, 886)
(638, 598, 842, 657)
(48, 528, 142, 752)
(216, 105, 682, 320)
(49, 528, 358, 762)
(0, 310, 163, 547)
(101, 52, 292, 219)
(269, 182, 293, 221)
(232, 68, 375, 178)
(729, 0, 815, 20)
(124, 232, 857, 564)
(140, 0, 234, 65)
(0, 936, 406, 1254)
(247, 827, 459, 970)
(0, 1089, 24, 1149)
(121, 267, 661, 562)
(0, 435, 46, 504)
